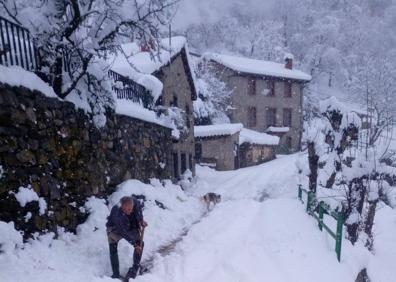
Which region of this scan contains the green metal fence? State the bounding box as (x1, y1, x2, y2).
(298, 185, 344, 262)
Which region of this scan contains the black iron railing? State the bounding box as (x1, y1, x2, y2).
(109, 70, 154, 108)
(0, 16, 155, 108)
(0, 16, 38, 71)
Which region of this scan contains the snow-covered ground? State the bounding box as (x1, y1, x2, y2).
(1, 154, 395, 281)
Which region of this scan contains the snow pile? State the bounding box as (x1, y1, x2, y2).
(266, 126, 290, 133)
(194, 123, 243, 138)
(203, 53, 312, 81)
(239, 128, 279, 145)
(0, 178, 204, 281)
(13, 186, 47, 215)
(0, 65, 58, 98)
(0, 221, 23, 254)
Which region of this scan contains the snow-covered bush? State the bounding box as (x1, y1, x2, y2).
(303, 97, 396, 250)
(193, 60, 232, 125)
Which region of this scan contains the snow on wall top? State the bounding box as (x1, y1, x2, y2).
(194, 123, 243, 138)
(203, 53, 312, 81)
(115, 99, 173, 129)
(0, 65, 58, 98)
(239, 128, 279, 146)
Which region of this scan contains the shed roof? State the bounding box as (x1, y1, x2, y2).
(239, 128, 279, 146)
(194, 123, 243, 138)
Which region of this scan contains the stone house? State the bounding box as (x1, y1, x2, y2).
(194, 124, 279, 171)
(110, 36, 197, 181)
(202, 53, 311, 153)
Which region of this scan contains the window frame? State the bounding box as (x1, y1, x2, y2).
(284, 81, 292, 98)
(247, 106, 257, 127)
(283, 108, 292, 127)
(247, 77, 257, 96)
(266, 107, 277, 127)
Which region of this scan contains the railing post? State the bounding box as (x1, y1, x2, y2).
(298, 184, 302, 201)
(318, 201, 324, 231)
(335, 211, 344, 262)
(306, 191, 313, 213)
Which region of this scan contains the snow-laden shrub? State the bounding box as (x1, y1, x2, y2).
(193, 60, 232, 125)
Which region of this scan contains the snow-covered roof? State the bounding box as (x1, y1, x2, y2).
(120, 36, 187, 74)
(109, 36, 197, 101)
(194, 123, 243, 138)
(265, 126, 290, 133)
(203, 53, 312, 81)
(239, 128, 279, 146)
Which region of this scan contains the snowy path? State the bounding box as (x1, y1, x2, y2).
(136, 155, 360, 282)
(137, 199, 358, 282)
(2, 153, 392, 282)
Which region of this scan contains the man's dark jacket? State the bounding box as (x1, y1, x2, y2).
(106, 197, 144, 245)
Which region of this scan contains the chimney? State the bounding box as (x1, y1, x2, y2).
(284, 53, 294, 70)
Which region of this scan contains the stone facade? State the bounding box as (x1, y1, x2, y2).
(0, 83, 172, 237)
(195, 133, 239, 171)
(239, 143, 276, 168)
(154, 48, 197, 180)
(209, 61, 307, 153)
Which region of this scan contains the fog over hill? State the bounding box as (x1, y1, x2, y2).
(173, 0, 396, 113)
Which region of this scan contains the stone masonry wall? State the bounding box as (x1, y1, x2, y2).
(0, 83, 172, 237)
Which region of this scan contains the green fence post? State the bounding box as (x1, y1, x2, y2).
(335, 211, 344, 262)
(318, 201, 324, 231)
(298, 184, 302, 201)
(306, 191, 313, 213)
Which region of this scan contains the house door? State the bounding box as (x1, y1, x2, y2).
(234, 143, 239, 169)
(173, 153, 179, 180)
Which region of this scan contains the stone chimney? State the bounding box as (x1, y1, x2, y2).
(284, 53, 294, 70)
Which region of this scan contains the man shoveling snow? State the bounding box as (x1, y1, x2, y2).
(106, 196, 148, 280)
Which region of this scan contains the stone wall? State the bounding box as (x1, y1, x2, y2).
(0, 83, 172, 237)
(155, 49, 196, 179)
(239, 144, 276, 168)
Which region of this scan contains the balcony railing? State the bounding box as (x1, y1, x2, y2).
(109, 70, 154, 108)
(1, 16, 155, 109)
(0, 16, 38, 71)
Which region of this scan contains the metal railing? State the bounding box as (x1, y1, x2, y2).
(298, 185, 344, 262)
(0, 16, 155, 108)
(0, 16, 38, 71)
(108, 70, 154, 108)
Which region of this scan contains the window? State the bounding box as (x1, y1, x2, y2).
(171, 95, 178, 107)
(181, 153, 187, 174)
(189, 154, 193, 170)
(266, 108, 277, 127)
(285, 82, 292, 97)
(248, 78, 256, 96)
(185, 105, 190, 128)
(247, 107, 257, 127)
(267, 80, 275, 96)
(173, 153, 179, 179)
(195, 143, 202, 160)
(283, 108, 292, 127)
(286, 136, 292, 149)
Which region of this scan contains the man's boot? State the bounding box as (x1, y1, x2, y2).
(124, 264, 140, 281)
